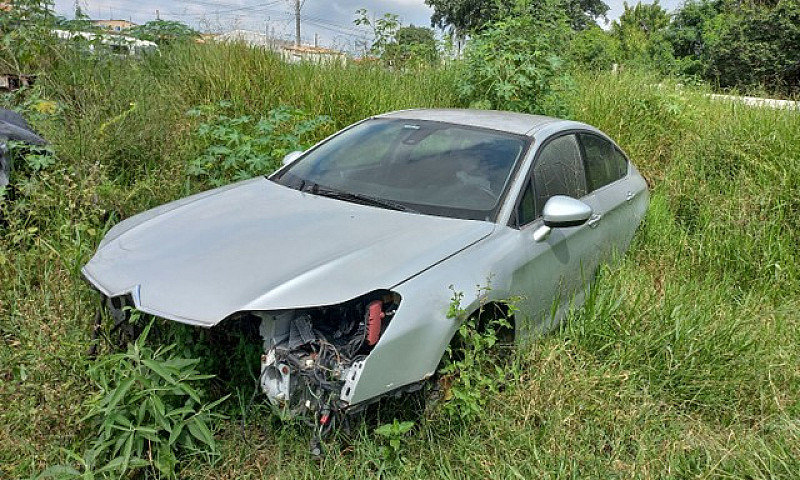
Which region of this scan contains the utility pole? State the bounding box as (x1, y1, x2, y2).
(294, 0, 301, 46)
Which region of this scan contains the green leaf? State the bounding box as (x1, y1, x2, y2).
(166, 406, 194, 418)
(108, 412, 133, 430)
(155, 442, 178, 475)
(106, 378, 134, 412)
(96, 455, 147, 474)
(179, 383, 203, 404)
(142, 359, 176, 384)
(121, 430, 134, 474)
(150, 398, 171, 433)
(136, 399, 148, 424)
(135, 426, 161, 442)
(167, 420, 185, 446)
(187, 417, 215, 449)
(202, 394, 231, 412)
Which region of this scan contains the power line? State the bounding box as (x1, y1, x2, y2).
(176, 0, 276, 10)
(65, 0, 378, 48)
(304, 18, 367, 39)
(174, 0, 284, 15)
(304, 15, 369, 36)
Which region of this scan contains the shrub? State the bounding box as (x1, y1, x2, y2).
(569, 25, 621, 72)
(438, 289, 518, 421)
(457, 0, 574, 116)
(186, 102, 330, 186)
(46, 319, 228, 478)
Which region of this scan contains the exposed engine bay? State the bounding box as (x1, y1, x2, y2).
(94, 288, 403, 441)
(255, 291, 400, 423)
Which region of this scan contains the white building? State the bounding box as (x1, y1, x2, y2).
(53, 29, 158, 55)
(213, 29, 347, 65)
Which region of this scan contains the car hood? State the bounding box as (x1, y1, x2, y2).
(83, 177, 495, 327)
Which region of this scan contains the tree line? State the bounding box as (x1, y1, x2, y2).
(428, 0, 800, 95)
(3, 0, 798, 96)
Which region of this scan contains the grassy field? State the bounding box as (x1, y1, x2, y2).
(1, 42, 799, 478)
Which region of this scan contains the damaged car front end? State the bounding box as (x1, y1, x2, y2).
(94, 287, 405, 424)
(256, 290, 401, 420)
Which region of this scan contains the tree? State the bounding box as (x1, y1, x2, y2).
(569, 24, 620, 70)
(390, 25, 439, 66)
(127, 20, 198, 45)
(458, 0, 574, 115)
(705, 0, 800, 94)
(667, 0, 723, 59)
(425, 0, 609, 34)
(354, 11, 438, 68)
(562, 0, 611, 30)
(0, 0, 57, 70)
(664, 0, 800, 94)
(611, 0, 674, 73)
(614, 1, 670, 36)
(354, 9, 401, 60)
(426, 0, 509, 34)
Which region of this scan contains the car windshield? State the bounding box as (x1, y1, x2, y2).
(272, 119, 529, 221)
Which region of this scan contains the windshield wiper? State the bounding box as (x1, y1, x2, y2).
(304, 183, 418, 213)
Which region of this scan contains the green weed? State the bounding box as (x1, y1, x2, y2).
(1, 40, 799, 479)
(373, 419, 416, 471)
(186, 102, 330, 186)
(47, 318, 228, 478)
(438, 288, 518, 421)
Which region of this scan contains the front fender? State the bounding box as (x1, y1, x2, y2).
(343, 228, 521, 405)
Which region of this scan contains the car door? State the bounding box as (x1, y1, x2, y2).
(577, 132, 641, 266)
(509, 133, 597, 337)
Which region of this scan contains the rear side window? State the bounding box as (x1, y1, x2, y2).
(579, 134, 628, 191)
(531, 134, 587, 218)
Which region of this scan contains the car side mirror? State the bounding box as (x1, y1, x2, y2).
(282, 150, 304, 166)
(533, 196, 593, 242)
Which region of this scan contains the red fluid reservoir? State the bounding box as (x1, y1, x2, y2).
(366, 300, 385, 346)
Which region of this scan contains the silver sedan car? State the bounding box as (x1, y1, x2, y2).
(83, 109, 648, 420)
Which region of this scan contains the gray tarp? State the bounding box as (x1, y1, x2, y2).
(0, 108, 46, 187)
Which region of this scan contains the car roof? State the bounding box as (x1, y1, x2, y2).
(375, 109, 561, 136)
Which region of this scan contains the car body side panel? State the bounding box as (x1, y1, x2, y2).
(582, 163, 649, 268)
(501, 124, 603, 335)
(345, 181, 648, 405)
(346, 229, 522, 404)
(510, 220, 597, 337)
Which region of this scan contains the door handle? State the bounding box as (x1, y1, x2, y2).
(626, 191, 635, 202)
(587, 213, 602, 228)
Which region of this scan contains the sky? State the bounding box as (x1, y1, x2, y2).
(53, 0, 685, 51)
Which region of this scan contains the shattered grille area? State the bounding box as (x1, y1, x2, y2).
(257, 291, 399, 423)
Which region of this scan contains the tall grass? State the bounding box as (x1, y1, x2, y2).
(1, 43, 799, 478)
